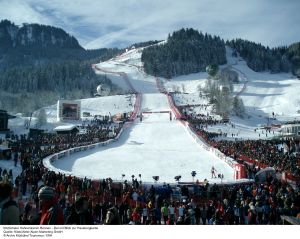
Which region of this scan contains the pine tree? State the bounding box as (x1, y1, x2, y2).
(232, 96, 245, 117)
(206, 64, 219, 77)
(227, 38, 295, 74)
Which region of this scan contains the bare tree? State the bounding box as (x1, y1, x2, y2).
(36, 108, 47, 128)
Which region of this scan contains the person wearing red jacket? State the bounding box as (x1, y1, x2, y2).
(38, 186, 64, 225)
(131, 208, 141, 225)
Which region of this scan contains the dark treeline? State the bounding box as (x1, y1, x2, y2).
(140, 27, 300, 78)
(0, 19, 123, 114)
(287, 42, 300, 77)
(141, 28, 227, 78)
(0, 50, 122, 114)
(228, 39, 300, 77)
(129, 40, 162, 49)
(227, 39, 290, 73)
(0, 20, 122, 68)
(0, 61, 122, 114)
(0, 61, 114, 94)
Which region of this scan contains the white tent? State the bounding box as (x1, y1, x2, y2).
(53, 125, 79, 134)
(255, 167, 276, 183)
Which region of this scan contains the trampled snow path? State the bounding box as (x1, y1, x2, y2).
(47, 50, 235, 184)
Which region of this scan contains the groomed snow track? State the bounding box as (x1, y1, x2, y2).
(44, 49, 236, 184)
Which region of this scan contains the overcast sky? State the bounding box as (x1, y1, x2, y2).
(0, 0, 299, 49)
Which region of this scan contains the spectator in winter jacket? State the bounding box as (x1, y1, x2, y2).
(65, 197, 93, 225)
(168, 203, 175, 225)
(105, 206, 121, 225)
(194, 205, 201, 225)
(153, 206, 161, 225)
(131, 208, 141, 225)
(131, 190, 139, 202)
(200, 206, 207, 225)
(248, 202, 256, 225)
(38, 186, 64, 225)
(161, 203, 168, 225)
(142, 205, 148, 224)
(187, 205, 196, 225)
(0, 182, 19, 225)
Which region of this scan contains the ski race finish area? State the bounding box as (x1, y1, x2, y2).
(44, 49, 235, 184)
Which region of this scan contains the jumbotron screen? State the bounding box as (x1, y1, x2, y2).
(62, 103, 79, 120)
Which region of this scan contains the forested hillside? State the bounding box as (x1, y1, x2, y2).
(1, 19, 299, 114)
(141, 28, 300, 79)
(0, 60, 123, 114)
(0, 20, 121, 68)
(227, 39, 290, 73)
(0, 19, 122, 114)
(287, 42, 300, 77)
(141, 28, 226, 78)
(228, 39, 300, 77)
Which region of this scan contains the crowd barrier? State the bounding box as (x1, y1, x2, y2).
(44, 64, 142, 179)
(184, 121, 237, 169)
(166, 93, 185, 120)
(43, 125, 126, 174)
(92, 64, 137, 94)
(44, 64, 142, 176)
(239, 155, 268, 169)
(155, 77, 167, 94)
(44, 89, 142, 172)
(153, 76, 239, 176)
(142, 111, 171, 114)
(91, 64, 141, 122)
(239, 155, 300, 183)
(163, 91, 300, 182)
(129, 93, 142, 121)
(94, 64, 298, 183)
(164, 91, 237, 171)
(119, 72, 137, 94)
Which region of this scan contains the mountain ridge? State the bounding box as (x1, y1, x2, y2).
(0, 19, 122, 69)
(0, 19, 82, 51)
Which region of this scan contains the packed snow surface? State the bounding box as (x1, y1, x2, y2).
(5, 43, 299, 184)
(49, 96, 234, 183)
(46, 48, 235, 183)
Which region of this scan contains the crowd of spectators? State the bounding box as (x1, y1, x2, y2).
(1, 109, 300, 225)
(185, 113, 223, 126)
(1, 162, 300, 225)
(179, 106, 300, 180)
(0, 117, 125, 225)
(213, 140, 300, 178)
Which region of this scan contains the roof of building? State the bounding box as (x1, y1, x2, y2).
(53, 125, 78, 132)
(0, 110, 16, 119)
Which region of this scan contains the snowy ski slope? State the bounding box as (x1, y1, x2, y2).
(5, 42, 299, 184)
(47, 47, 236, 183)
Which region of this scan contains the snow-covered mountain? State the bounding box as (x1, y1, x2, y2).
(0, 19, 82, 50)
(22, 40, 299, 139)
(4, 35, 300, 183)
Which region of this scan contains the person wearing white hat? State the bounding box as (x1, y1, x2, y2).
(38, 186, 64, 225)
